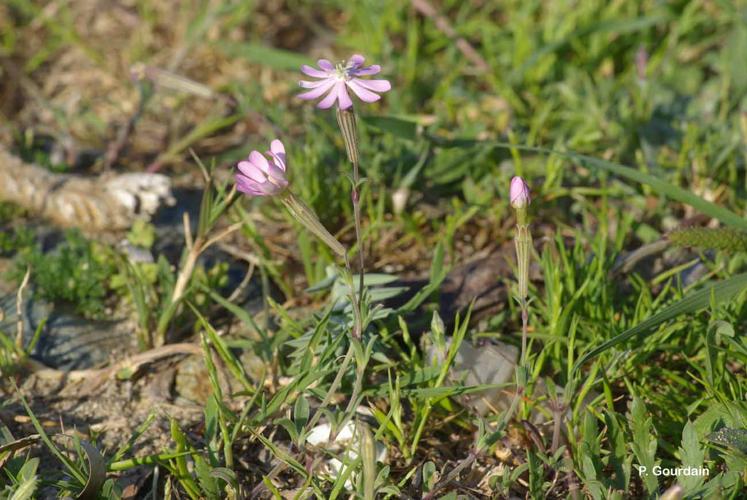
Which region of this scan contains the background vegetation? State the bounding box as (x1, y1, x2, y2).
(1, 0, 746, 498)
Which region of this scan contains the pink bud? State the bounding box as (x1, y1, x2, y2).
(510, 176, 530, 209)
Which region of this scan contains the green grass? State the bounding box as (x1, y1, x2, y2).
(9, 230, 117, 319)
(2, 0, 747, 498)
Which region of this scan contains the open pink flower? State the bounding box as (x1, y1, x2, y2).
(235, 139, 288, 197)
(298, 54, 391, 110)
(510, 176, 530, 209)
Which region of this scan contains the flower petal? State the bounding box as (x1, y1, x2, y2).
(248, 151, 270, 173)
(317, 81, 340, 109)
(317, 59, 334, 71)
(301, 65, 330, 78)
(265, 161, 286, 182)
(270, 139, 285, 157)
(237, 160, 266, 183)
(346, 79, 381, 103)
(349, 54, 365, 67)
(351, 64, 381, 76)
(299, 78, 332, 89)
(298, 79, 336, 101)
(236, 177, 265, 196)
(256, 180, 281, 195)
(270, 140, 286, 170)
(353, 78, 391, 93)
(337, 81, 353, 109)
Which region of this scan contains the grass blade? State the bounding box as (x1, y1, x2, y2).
(216, 42, 309, 70)
(573, 272, 747, 371)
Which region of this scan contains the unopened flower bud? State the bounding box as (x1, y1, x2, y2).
(510, 176, 530, 209)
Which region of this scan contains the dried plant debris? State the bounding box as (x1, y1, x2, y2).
(0, 145, 174, 231)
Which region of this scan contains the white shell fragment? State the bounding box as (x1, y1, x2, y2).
(104, 172, 175, 218)
(306, 419, 387, 490)
(306, 421, 357, 446)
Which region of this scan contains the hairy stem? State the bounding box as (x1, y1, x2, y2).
(343, 254, 364, 340)
(351, 162, 365, 337)
(520, 299, 529, 367)
(336, 107, 366, 338)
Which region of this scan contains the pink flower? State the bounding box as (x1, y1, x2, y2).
(235, 139, 289, 197)
(298, 54, 391, 110)
(510, 176, 530, 209)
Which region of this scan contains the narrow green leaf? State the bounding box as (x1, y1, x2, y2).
(216, 42, 309, 70)
(574, 272, 747, 371)
(199, 282, 266, 340)
(194, 454, 220, 499)
(10, 475, 38, 500)
(78, 441, 107, 500)
(566, 152, 747, 231)
(170, 419, 202, 500)
(13, 457, 39, 500)
(189, 302, 253, 392)
(294, 395, 309, 429)
(17, 393, 87, 486)
(604, 411, 630, 491)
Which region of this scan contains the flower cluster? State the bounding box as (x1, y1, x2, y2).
(236, 54, 392, 198)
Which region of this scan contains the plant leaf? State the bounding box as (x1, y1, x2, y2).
(574, 272, 747, 371)
(78, 441, 107, 500)
(629, 396, 659, 494)
(679, 420, 706, 492)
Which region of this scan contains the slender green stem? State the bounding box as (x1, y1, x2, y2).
(351, 159, 366, 338)
(334, 339, 369, 441)
(550, 405, 563, 454)
(520, 299, 529, 367)
(336, 107, 366, 338)
(306, 342, 355, 433)
(343, 254, 364, 339)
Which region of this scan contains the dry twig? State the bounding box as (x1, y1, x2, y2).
(411, 0, 489, 73)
